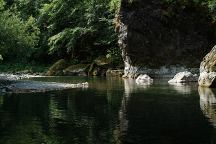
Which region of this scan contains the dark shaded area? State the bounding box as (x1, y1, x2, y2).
(122, 90, 215, 144)
(118, 0, 216, 67)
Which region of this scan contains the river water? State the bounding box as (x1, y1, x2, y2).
(0, 76, 216, 144)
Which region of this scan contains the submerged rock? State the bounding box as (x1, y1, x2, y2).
(199, 46, 216, 87)
(168, 71, 198, 83)
(135, 74, 153, 85)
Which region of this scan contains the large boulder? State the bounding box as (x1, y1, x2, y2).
(63, 64, 89, 76)
(45, 59, 68, 76)
(199, 46, 216, 87)
(88, 56, 113, 76)
(168, 71, 198, 83)
(135, 74, 153, 85)
(94, 56, 112, 66)
(117, 0, 216, 77)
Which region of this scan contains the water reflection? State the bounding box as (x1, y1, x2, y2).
(168, 83, 193, 94)
(119, 79, 153, 141)
(120, 79, 215, 144)
(1, 77, 216, 144)
(0, 79, 123, 144)
(199, 87, 216, 127)
(123, 78, 150, 97)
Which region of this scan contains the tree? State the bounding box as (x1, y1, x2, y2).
(0, 0, 40, 61)
(37, 0, 119, 63)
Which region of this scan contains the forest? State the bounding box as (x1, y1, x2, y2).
(0, 0, 121, 73)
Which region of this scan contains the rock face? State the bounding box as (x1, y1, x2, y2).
(135, 74, 153, 85)
(199, 46, 216, 87)
(168, 71, 198, 83)
(117, 0, 216, 78)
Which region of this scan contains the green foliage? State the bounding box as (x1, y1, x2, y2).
(0, 0, 40, 61)
(0, 0, 122, 66)
(38, 0, 119, 62)
(109, 0, 121, 13)
(0, 0, 5, 10)
(48, 27, 94, 55)
(0, 62, 49, 73)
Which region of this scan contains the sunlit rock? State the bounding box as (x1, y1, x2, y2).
(198, 87, 216, 127)
(135, 74, 153, 85)
(168, 71, 198, 83)
(199, 46, 216, 87)
(198, 71, 216, 87)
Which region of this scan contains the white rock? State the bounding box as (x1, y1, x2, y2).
(198, 45, 216, 87)
(135, 74, 153, 85)
(198, 71, 216, 87)
(168, 71, 198, 83)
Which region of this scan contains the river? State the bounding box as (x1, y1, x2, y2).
(0, 76, 215, 144)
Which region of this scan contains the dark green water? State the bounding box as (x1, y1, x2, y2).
(0, 76, 216, 144)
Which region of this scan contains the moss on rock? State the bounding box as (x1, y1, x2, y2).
(88, 56, 113, 76)
(45, 59, 68, 76)
(63, 64, 90, 76)
(94, 56, 113, 66)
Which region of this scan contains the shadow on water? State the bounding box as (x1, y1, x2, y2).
(0, 77, 216, 144)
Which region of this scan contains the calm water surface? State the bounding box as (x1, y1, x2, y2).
(0, 76, 216, 144)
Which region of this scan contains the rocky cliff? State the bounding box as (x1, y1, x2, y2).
(117, 0, 216, 78)
(198, 45, 216, 87)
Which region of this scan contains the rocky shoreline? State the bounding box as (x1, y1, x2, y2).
(122, 66, 199, 79)
(0, 73, 88, 93)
